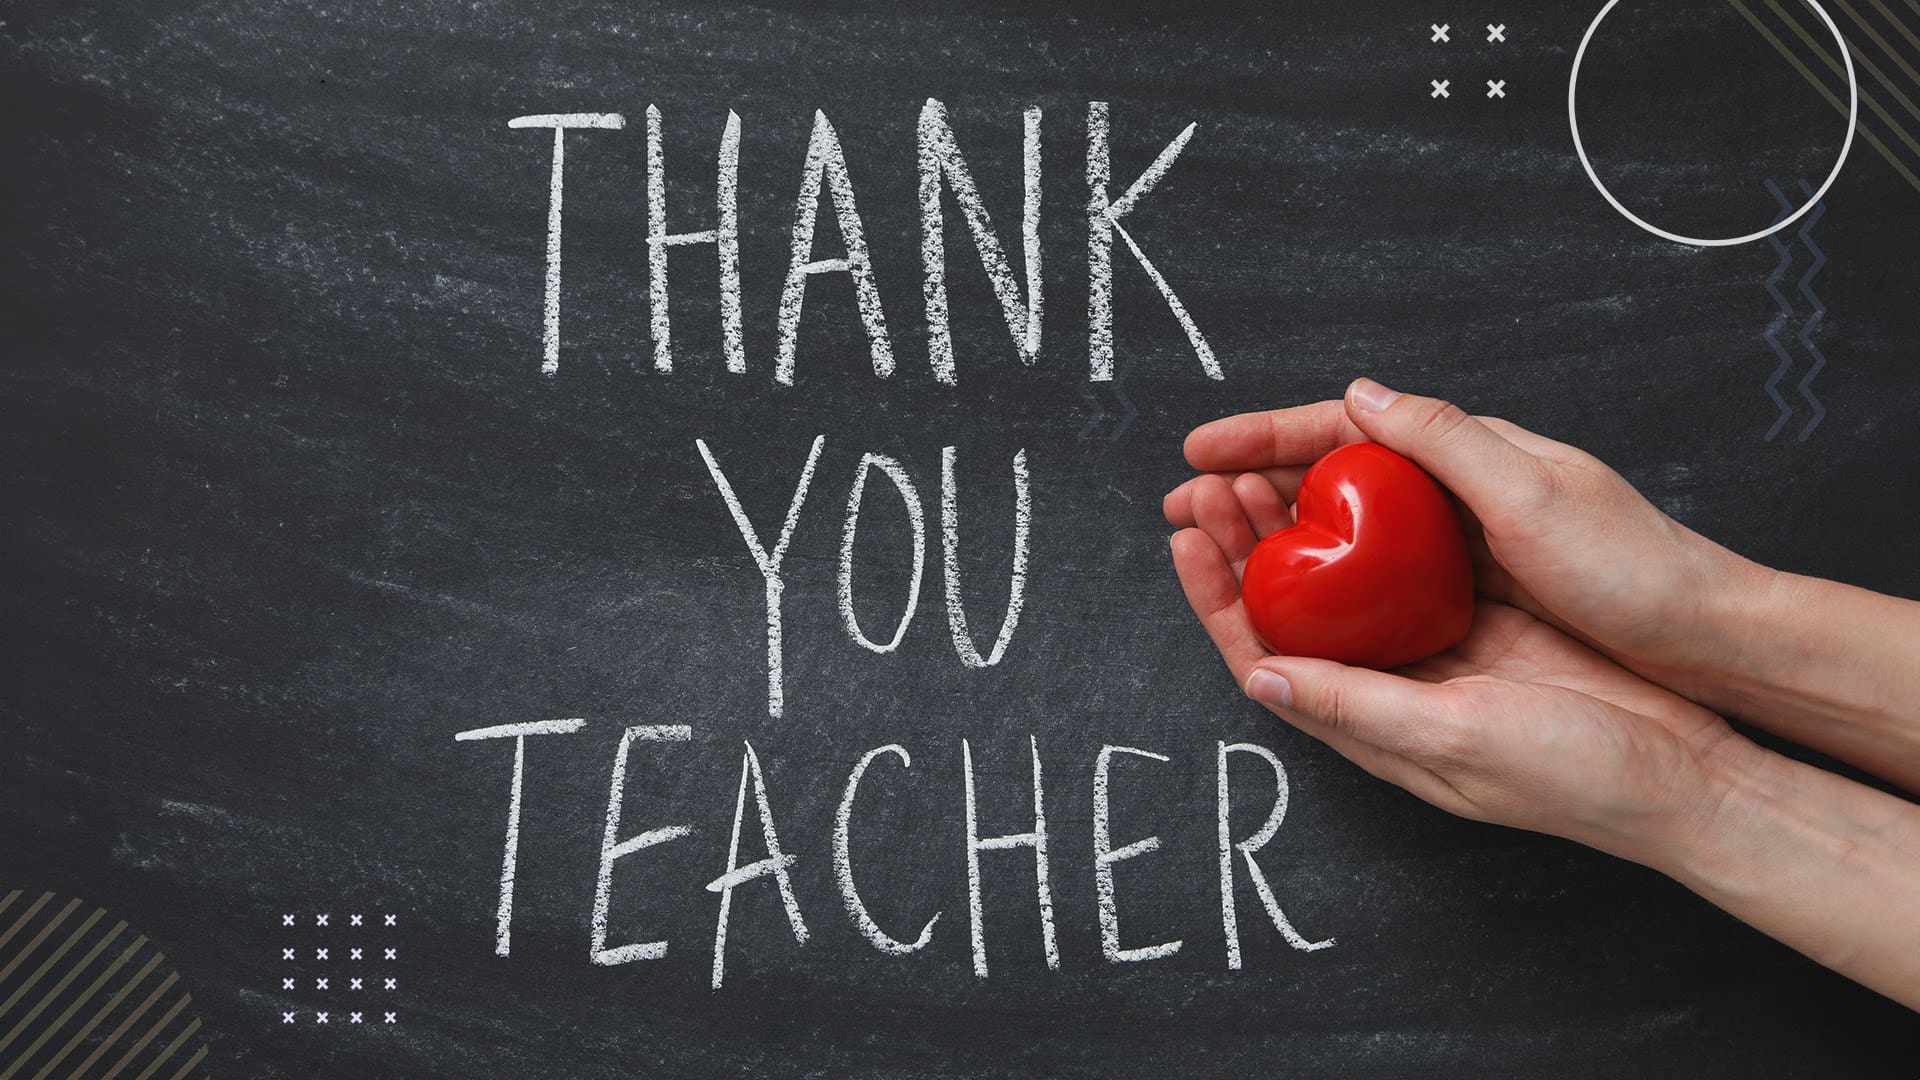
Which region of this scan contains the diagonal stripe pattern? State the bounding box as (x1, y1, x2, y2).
(1730, 0, 1920, 195)
(0, 890, 207, 1079)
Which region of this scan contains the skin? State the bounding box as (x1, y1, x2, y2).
(1165, 378, 1920, 1011)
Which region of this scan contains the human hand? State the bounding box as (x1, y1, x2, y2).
(1166, 380, 1920, 1010)
(1164, 379, 1764, 702)
(1173, 514, 1920, 1013)
(1168, 505, 1743, 866)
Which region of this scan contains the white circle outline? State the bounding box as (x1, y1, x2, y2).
(1568, 0, 1857, 247)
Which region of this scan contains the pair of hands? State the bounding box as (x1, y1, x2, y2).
(1165, 379, 1766, 868)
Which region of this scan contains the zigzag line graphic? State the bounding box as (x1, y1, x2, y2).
(1792, 178, 1828, 442)
(1076, 380, 1107, 441)
(1761, 179, 1798, 443)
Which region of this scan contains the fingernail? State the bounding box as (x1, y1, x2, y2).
(1246, 669, 1294, 709)
(1348, 378, 1401, 414)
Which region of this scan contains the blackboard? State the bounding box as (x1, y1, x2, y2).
(7, 1, 1920, 1076)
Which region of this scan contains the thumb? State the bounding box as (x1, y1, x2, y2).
(1342, 378, 1545, 514)
(1245, 656, 1458, 763)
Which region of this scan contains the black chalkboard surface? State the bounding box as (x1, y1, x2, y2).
(7, 1, 1920, 1076)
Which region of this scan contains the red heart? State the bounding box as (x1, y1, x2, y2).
(1240, 442, 1474, 669)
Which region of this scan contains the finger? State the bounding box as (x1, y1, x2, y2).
(1164, 467, 1309, 527)
(1232, 472, 1292, 537)
(1475, 414, 1563, 458)
(1164, 474, 1226, 528)
(1190, 474, 1260, 566)
(1175, 532, 1469, 812)
(1270, 706, 1469, 812)
(1245, 655, 1464, 765)
(1342, 380, 1549, 515)
(1261, 694, 1421, 783)
(1184, 400, 1364, 472)
(1163, 479, 1198, 527)
(1170, 528, 1270, 684)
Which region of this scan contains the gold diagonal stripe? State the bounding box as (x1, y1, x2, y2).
(1, 931, 139, 1080)
(0, 917, 123, 1058)
(1868, 0, 1920, 54)
(0, 901, 80, 992)
(1905, 0, 1920, 22)
(0, 896, 54, 958)
(1820, 0, 1920, 122)
(1765, 0, 1920, 157)
(64, 971, 175, 1080)
(1835, 0, 1920, 85)
(129, 1016, 198, 1080)
(99, 993, 190, 1080)
(1728, 0, 1920, 192)
(0, 896, 20, 924)
(30, 948, 159, 1080)
(162, 1045, 204, 1080)
(0, 909, 104, 1024)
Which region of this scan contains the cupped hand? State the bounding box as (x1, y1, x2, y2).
(1169, 517, 1744, 865)
(1164, 379, 1763, 701)
(1168, 381, 1920, 1012)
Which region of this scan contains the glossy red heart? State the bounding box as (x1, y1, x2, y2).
(1241, 442, 1474, 669)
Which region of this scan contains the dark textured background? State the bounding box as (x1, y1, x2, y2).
(6, 1, 1920, 1076)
